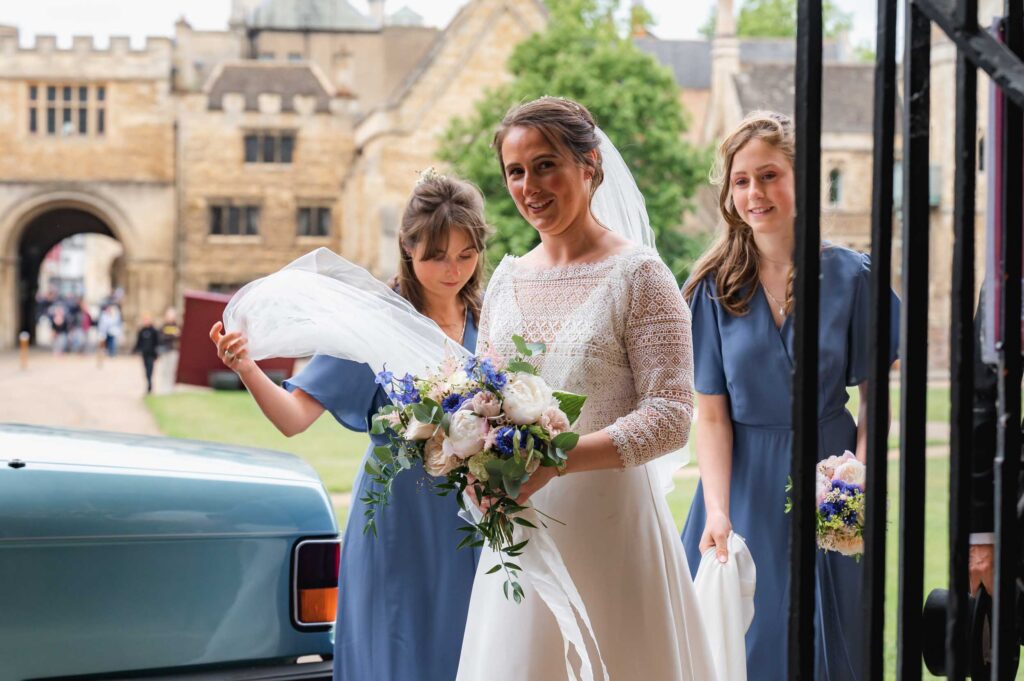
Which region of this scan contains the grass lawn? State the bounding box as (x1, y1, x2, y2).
(146, 391, 369, 494)
(148, 389, 1023, 679)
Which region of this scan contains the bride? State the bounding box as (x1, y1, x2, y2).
(456, 96, 716, 680)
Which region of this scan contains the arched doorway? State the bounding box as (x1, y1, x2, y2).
(17, 207, 124, 345)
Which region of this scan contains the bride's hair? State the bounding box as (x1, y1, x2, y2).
(492, 96, 605, 198)
(392, 174, 491, 322)
(682, 110, 796, 316)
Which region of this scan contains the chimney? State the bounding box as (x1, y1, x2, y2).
(368, 0, 386, 27)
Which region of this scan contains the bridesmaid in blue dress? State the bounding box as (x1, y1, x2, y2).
(679, 111, 899, 680)
(211, 173, 491, 680)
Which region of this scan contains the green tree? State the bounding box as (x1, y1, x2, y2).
(699, 0, 854, 39)
(439, 0, 708, 282)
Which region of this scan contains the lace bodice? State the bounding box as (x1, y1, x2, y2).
(479, 247, 694, 467)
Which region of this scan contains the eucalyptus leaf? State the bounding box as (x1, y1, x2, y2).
(373, 446, 393, 465)
(507, 360, 538, 375)
(552, 432, 580, 451)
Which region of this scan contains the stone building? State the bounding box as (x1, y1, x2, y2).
(638, 0, 1002, 370)
(0, 0, 546, 349)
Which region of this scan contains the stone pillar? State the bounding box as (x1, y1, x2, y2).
(0, 255, 16, 350)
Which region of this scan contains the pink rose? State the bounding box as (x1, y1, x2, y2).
(470, 390, 501, 418)
(539, 406, 570, 436)
(424, 432, 459, 476)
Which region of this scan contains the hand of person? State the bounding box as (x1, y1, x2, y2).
(969, 543, 995, 595)
(209, 321, 256, 376)
(699, 510, 732, 564)
(514, 465, 559, 506)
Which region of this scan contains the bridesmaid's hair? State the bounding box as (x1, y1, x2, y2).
(492, 96, 605, 198)
(391, 174, 491, 321)
(683, 111, 796, 317)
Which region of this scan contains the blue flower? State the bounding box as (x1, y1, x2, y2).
(463, 356, 479, 374)
(843, 510, 859, 526)
(442, 393, 466, 414)
(374, 368, 393, 389)
(390, 373, 420, 406)
(493, 426, 525, 458)
(479, 358, 507, 389)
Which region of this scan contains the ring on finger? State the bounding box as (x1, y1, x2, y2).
(225, 350, 234, 361)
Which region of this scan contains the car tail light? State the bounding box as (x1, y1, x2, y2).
(293, 538, 340, 627)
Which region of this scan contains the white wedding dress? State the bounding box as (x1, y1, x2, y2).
(456, 247, 717, 681)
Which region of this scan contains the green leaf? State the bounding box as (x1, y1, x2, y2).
(373, 446, 393, 465)
(507, 360, 538, 375)
(369, 417, 386, 435)
(486, 564, 503, 575)
(503, 475, 521, 499)
(512, 335, 533, 356)
(513, 517, 537, 528)
(551, 432, 580, 451)
(364, 459, 381, 476)
(552, 391, 586, 425)
(411, 403, 438, 424)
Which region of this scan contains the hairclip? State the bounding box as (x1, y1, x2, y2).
(415, 166, 446, 186)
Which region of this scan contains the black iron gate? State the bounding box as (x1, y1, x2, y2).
(790, 1, 1024, 678)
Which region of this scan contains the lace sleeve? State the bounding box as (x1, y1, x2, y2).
(605, 257, 695, 467)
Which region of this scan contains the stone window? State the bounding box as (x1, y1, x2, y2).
(244, 131, 296, 164)
(209, 202, 261, 236)
(297, 206, 331, 237)
(28, 83, 106, 136)
(288, 52, 304, 62)
(828, 168, 843, 207)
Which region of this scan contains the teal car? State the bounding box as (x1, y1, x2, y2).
(0, 424, 339, 681)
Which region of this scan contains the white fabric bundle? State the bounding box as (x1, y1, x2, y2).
(693, 532, 757, 681)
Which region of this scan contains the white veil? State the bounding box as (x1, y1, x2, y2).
(222, 248, 469, 378)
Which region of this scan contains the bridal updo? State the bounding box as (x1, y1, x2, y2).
(492, 96, 605, 198)
(392, 171, 491, 321)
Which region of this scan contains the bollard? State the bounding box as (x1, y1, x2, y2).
(18, 331, 29, 370)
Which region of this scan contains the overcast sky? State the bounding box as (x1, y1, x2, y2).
(1, 1, 877, 49)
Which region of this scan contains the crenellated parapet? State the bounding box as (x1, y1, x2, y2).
(0, 32, 173, 81)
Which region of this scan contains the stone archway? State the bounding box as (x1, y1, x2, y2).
(15, 207, 120, 344)
(0, 190, 171, 351)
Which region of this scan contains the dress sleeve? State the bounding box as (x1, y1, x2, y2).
(846, 252, 901, 386)
(283, 355, 387, 433)
(688, 277, 728, 395)
(605, 257, 695, 467)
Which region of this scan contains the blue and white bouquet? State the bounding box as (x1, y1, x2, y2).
(365, 335, 586, 601)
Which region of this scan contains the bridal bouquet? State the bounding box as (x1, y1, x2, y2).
(364, 335, 586, 602)
(786, 451, 865, 557)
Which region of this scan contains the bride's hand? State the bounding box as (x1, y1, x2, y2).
(699, 510, 732, 564)
(209, 321, 256, 376)
(514, 465, 558, 506)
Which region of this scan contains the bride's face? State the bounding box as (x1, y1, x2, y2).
(501, 126, 594, 238)
(409, 227, 479, 304)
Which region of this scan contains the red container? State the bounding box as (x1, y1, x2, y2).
(176, 290, 295, 388)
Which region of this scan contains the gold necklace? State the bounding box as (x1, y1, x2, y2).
(761, 283, 786, 316)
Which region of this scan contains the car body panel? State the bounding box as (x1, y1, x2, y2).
(0, 425, 337, 681)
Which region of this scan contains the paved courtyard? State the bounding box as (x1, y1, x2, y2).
(0, 349, 161, 435)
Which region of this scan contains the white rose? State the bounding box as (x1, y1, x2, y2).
(501, 373, 552, 425)
(404, 417, 436, 441)
(834, 460, 865, 487)
(470, 390, 501, 418)
(447, 410, 488, 458)
(424, 432, 459, 476)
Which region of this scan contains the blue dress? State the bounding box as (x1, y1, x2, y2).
(284, 314, 480, 681)
(680, 247, 899, 681)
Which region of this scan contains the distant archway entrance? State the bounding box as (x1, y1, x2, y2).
(8, 203, 126, 346)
